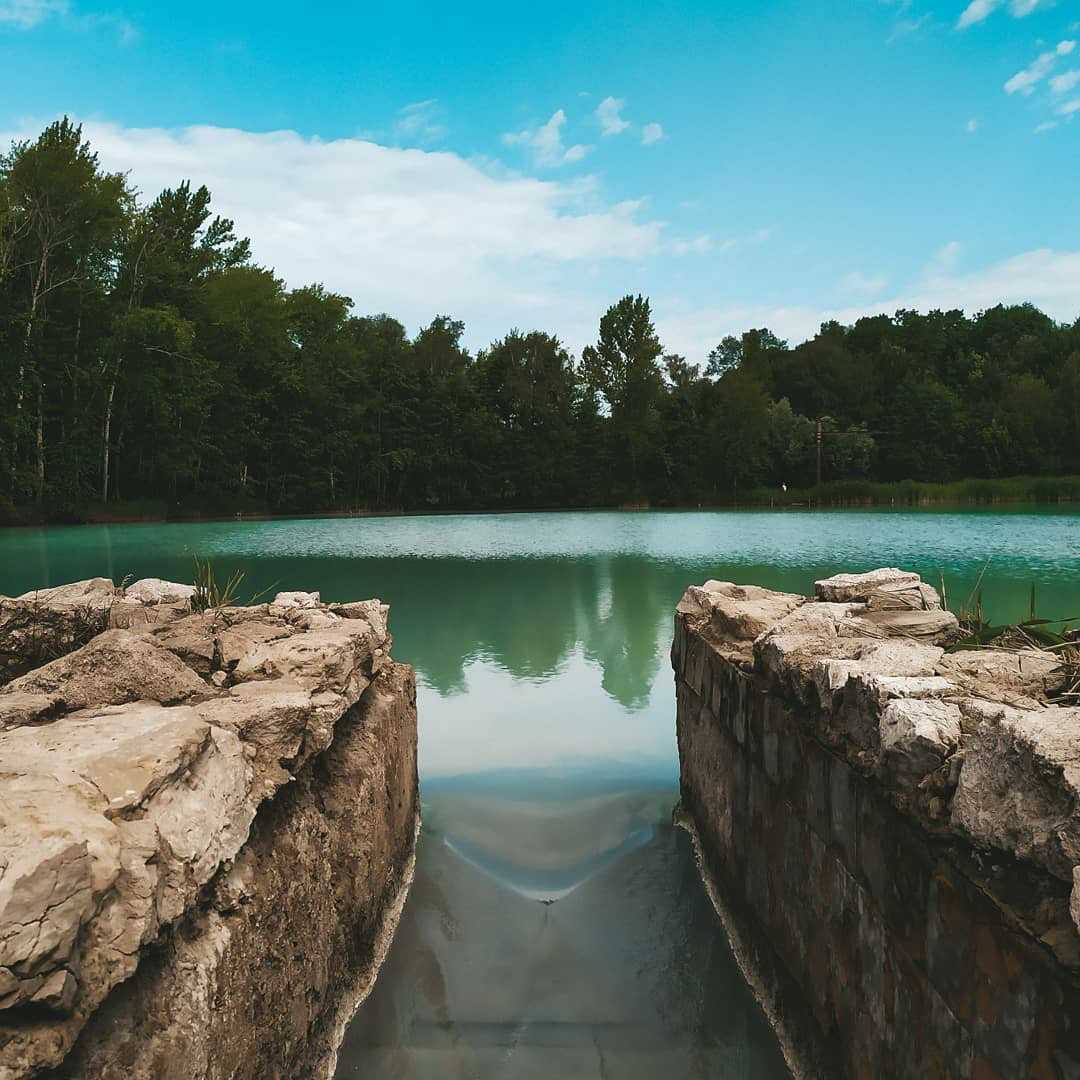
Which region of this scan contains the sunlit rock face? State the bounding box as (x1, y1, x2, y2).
(674, 568, 1080, 1079)
(0, 581, 418, 1080)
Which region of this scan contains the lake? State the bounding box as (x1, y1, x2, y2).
(4, 508, 1079, 1078)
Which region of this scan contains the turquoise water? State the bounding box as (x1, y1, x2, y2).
(4, 509, 1079, 1078)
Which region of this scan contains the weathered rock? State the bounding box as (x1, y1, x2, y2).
(0, 579, 411, 1080)
(676, 581, 804, 643)
(123, 579, 196, 606)
(879, 698, 962, 787)
(272, 590, 320, 610)
(0, 631, 208, 726)
(937, 646, 1060, 706)
(951, 701, 1080, 881)
(14, 580, 117, 610)
(151, 613, 219, 674)
(814, 567, 921, 603)
(0, 581, 117, 685)
(673, 566, 1080, 1080)
(1073, 868, 1080, 936)
(49, 663, 418, 1080)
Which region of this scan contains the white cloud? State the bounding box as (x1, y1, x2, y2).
(1057, 97, 1080, 115)
(0, 120, 668, 349)
(840, 271, 889, 296)
(1035, 119, 1059, 132)
(670, 235, 714, 256)
(966, 117, 979, 133)
(393, 99, 447, 145)
(503, 109, 591, 167)
(0, 0, 136, 40)
(1050, 70, 1080, 95)
(641, 122, 664, 145)
(0, 0, 67, 27)
(927, 240, 962, 274)
(957, 0, 1047, 27)
(1004, 41, 1076, 95)
(657, 246, 1080, 359)
(957, 0, 998, 29)
(595, 96, 630, 136)
(888, 12, 931, 40)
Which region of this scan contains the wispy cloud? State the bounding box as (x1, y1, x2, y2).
(394, 99, 447, 145)
(0, 0, 137, 42)
(502, 110, 591, 167)
(888, 12, 931, 41)
(1004, 40, 1076, 96)
(1050, 70, 1080, 95)
(658, 246, 1080, 359)
(671, 235, 714, 256)
(957, 0, 1048, 29)
(927, 240, 963, 275)
(0, 0, 68, 28)
(595, 96, 630, 136)
(840, 271, 889, 296)
(641, 122, 664, 145)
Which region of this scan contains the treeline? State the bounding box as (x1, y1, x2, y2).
(2, 119, 1079, 522)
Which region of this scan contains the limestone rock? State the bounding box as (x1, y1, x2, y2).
(14, 579, 117, 609)
(677, 581, 804, 642)
(0, 630, 207, 727)
(152, 613, 219, 674)
(814, 568, 921, 603)
(879, 698, 962, 787)
(937, 647, 1061, 706)
(0, 580, 117, 686)
(0, 579, 404, 1079)
(123, 578, 196, 605)
(951, 701, 1080, 881)
(273, 590, 321, 610)
(1073, 868, 1080, 937)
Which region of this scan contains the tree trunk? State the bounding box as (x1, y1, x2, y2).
(11, 252, 48, 497)
(101, 372, 116, 502)
(34, 381, 44, 507)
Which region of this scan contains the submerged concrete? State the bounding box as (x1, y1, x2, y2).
(673, 569, 1080, 1079)
(0, 580, 418, 1079)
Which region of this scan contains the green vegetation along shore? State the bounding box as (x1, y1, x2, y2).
(3, 120, 1080, 524)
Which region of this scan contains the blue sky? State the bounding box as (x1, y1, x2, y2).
(2, 0, 1079, 357)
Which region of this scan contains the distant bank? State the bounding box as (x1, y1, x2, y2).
(3, 474, 1080, 528)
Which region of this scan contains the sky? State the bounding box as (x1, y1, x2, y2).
(2, 0, 1079, 358)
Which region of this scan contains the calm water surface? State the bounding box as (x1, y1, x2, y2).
(4, 509, 1079, 1078)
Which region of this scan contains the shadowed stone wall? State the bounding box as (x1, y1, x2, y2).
(673, 570, 1080, 1080)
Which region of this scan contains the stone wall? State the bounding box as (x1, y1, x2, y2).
(0, 580, 419, 1079)
(673, 570, 1080, 1080)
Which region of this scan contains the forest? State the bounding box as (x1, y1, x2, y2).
(2, 119, 1079, 523)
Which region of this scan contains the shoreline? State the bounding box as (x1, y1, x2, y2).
(4, 487, 1080, 530)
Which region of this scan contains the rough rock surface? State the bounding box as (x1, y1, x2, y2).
(0, 578, 417, 1080)
(676, 567, 1080, 925)
(673, 567, 1080, 1078)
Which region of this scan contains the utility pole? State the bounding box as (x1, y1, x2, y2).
(815, 418, 823, 487)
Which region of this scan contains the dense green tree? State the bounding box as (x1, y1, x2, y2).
(581, 295, 664, 498)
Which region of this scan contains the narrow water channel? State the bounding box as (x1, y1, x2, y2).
(3, 509, 1078, 1078)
